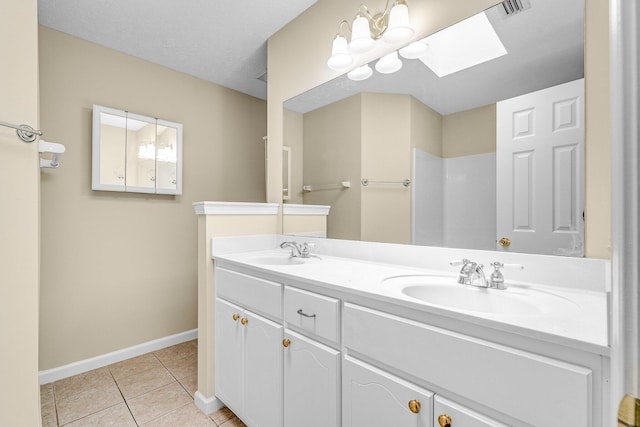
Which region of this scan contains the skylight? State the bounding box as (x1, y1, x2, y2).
(419, 12, 507, 77)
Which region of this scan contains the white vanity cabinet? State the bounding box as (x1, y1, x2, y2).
(283, 286, 341, 427)
(343, 303, 594, 426)
(212, 261, 605, 427)
(343, 356, 433, 427)
(214, 268, 283, 427)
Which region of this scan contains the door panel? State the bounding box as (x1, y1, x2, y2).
(497, 78, 584, 255)
(214, 298, 244, 415)
(284, 330, 340, 427)
(243, 311, 283, 427)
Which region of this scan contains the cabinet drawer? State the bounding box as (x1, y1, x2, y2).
(216, 267, 281, 320)
(434, 396, 508, 427)
(343, 356, 432, 427)
(284, 286, 339, 343)
(343, 303, 592, 426)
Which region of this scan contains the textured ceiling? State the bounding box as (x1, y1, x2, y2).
(38, 0, 318, 100)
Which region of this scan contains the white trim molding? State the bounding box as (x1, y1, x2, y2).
(38, 329, 197, 385)
(193, 201, 280, 215)
(194, 391, 225, 415)
(282, 204, 331, 216)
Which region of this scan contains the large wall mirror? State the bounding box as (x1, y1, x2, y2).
(283, 0, 585, 257)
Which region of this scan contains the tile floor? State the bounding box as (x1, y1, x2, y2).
(40, 340, 245, 426)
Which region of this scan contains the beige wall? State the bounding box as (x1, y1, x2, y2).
(300, 92, 441, 245)
(302, 94, 362, 240)
(584, 0, 611, 259)
(38, 26, 267, 370)
(283, 108, 304, 204)
(443, 104, 496, 158)
(410, 97, 443, 157)
(0, 0, 41, 424)
(361, 93, 412, 244)
(270, 0, 611, 259)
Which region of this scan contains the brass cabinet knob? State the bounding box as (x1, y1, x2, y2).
(282, 338, 291, 348)
(232, 314, 240, 321)
(498, 237, 511, 247)
(438, 414, 452, 427)
(408, 400, 421, 414)
(240, 317, 248, 325)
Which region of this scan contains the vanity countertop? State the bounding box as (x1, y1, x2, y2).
(213, 246, 609, 357)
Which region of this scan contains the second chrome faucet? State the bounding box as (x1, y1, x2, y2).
(450, 259, 523, 289)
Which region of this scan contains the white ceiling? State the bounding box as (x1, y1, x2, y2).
(285, 0, 585, 115)
(37, 0, 318, 100)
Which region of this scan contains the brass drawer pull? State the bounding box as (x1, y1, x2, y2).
(297, 309, 316, 318)
(232, 314, 240, 321)
(282, 338, 291, 348)
(408, 399, 421, 414)
(240, 317, 248, 325)
(438, 414, 452, 427)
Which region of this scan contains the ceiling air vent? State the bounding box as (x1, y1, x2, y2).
(501, 0, 531, 17)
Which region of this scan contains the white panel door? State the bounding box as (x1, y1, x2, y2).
(283, 330, 340, 427)
(342, 356, 432, 427)
(496, 79, 584, 255)
(214, 298, 244, 416)
(243, 310, 283, 427)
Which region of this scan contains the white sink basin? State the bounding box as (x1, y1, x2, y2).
(247, 255, 321, 266)
(383, 275, 580, 316)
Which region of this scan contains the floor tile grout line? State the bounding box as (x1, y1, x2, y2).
(108, 363, 140, 426)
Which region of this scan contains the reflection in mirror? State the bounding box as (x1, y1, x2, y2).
(156, 122, 179, 193)
(98, 111, 126, 188)
(92, 105, 183, 195)
(126, 114, 156, 192)
(282, 0, 585, 256)
(283, 146, 292, 200)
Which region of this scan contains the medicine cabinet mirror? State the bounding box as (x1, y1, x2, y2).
(92, 105, 183, 195)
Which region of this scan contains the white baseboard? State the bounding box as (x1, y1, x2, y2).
(39, 329, 198, 385)
(194, 391, 224, 415)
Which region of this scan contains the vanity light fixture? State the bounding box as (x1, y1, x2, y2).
(327, 0, 415, 72)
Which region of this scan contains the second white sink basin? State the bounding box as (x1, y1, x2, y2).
(383, 275, 580, 316)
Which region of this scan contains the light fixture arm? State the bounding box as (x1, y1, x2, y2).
(335, 19, 352, 38)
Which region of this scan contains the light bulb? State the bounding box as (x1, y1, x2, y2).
(383, 1, 415, 44)
(347, 64, 373, 81)
(399, 40, 428, 59)
(375, 51, 403, 74)
(327, 35, 353, 70)
(349, 16, 375, 54)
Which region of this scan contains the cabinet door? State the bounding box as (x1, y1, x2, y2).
(283, 330, 340, 427)
(243, 310, 283, 427)
(343, 356, 432, 427)
(434, 396, 509, 427)
(214, 298, 244, 415)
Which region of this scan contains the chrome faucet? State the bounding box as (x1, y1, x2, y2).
(451, 259, 488, 287)
(280, 241, 312, 258)
(450, 259, 523, 289)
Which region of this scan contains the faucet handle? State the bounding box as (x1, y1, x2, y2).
(450, 258, 471, 267)
(489, 262, 524, 289)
